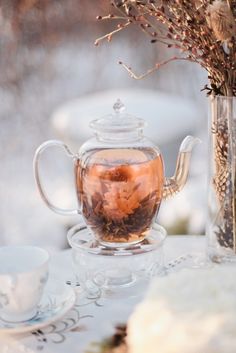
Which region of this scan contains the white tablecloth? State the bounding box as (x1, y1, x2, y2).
(0, 236, 206, 353)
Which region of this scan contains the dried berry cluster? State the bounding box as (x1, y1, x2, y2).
(96, 0, 236, 96)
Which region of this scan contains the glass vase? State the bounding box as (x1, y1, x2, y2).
(207, 96, 236, 263)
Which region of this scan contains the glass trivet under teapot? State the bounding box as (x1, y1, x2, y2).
(34, 99, 199, 247)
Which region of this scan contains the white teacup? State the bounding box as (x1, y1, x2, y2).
(0, 246, 49, 323)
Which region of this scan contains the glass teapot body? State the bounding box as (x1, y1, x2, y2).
(75, 136, 164, 245)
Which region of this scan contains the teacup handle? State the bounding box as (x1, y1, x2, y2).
(33, 140, 80, 216)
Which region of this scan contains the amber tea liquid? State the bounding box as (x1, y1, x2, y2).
(76, 148, 164, 245)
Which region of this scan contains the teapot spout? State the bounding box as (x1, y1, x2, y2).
(163, 136, 201, 199)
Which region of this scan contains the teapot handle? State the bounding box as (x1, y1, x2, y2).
(33, 140, 80, 216)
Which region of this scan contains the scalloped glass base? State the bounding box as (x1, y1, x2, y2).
(67, 222, 166, 298)
(208, 245, 236, 264)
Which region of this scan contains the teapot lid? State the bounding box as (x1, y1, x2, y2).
(89, 99, 145, 133)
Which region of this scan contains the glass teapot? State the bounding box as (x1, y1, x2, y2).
(34, 99, 199, 247)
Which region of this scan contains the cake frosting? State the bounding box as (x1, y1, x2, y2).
(127, 267, 236, 353)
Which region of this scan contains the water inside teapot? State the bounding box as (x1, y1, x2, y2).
(76, 148, 164, 245)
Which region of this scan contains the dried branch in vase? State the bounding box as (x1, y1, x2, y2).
(211, 114, 234, 249)
(96, 0, 236, 97)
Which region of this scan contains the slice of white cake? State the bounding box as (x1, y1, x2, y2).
(127, 267, 236, 353)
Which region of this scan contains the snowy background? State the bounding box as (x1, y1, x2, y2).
(0, 1, 208, 252)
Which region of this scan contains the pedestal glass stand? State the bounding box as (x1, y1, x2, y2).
(67, 222, 166, 298)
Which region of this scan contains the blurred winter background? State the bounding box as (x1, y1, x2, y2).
(0, 0, 208, 252)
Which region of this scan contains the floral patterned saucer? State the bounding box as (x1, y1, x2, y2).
(0, 279, 76, 334)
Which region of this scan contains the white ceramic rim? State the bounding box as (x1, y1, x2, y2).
(0, 246, 50, 275)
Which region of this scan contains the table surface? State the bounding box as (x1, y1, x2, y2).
(0, 236, 206, 353)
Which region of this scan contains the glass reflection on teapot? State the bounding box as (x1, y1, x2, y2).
(34, 99, 200, 247)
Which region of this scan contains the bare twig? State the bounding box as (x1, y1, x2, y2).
(119, 56, 193, 80)
(94, 21, 131, 46)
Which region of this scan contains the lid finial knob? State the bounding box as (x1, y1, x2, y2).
(113, 99, 125, 114)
